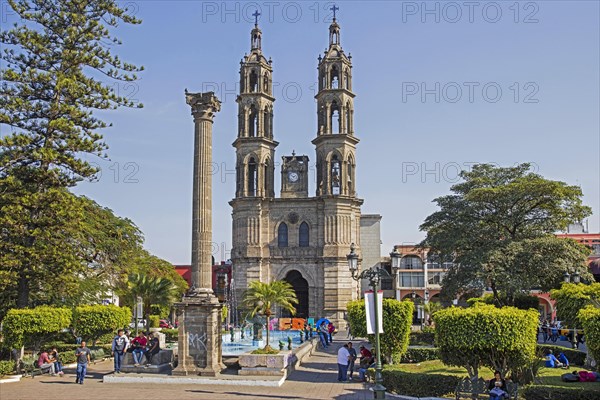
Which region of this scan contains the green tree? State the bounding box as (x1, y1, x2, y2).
(420, 163, 591, 306)
(242, 281, 298, 350)
(434, 304, 538, 382)
(0, 0, 143, 309)
(0, 189, 144, 319)
(72, 304, 131, 345)
(550, 283, 600, 328)
(347, 298, 413, 363)
(126, 273, 181, 330)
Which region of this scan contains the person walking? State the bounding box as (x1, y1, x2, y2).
(111, 329, 129, 374)
(337, 343, 351, 382)
(347, 342, 357, 380)
(327, 322, 335, 344)
(319, 322, 329, 347)
(75, 341, 91, 384)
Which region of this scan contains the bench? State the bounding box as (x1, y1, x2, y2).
(455, 377, 518, 400)
(20, 360, 52, 378)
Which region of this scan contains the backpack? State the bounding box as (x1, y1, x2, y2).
(560, 373, 579, 382)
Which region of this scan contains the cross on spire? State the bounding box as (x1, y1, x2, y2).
(252, 10, 260, 25)
(330, 4, 339, 20)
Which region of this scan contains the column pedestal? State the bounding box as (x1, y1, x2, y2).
(173, 292, 226, 376)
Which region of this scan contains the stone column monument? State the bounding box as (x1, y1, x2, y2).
(173, 91, 225, 377)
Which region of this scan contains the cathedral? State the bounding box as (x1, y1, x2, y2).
(231, 14, 375, 328)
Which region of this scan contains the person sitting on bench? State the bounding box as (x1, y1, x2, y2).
(488, 370, 509, 399)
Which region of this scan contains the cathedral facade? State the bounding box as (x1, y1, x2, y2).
(230, 16, 364, 327)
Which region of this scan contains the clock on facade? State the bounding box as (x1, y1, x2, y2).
(288, 171, 299, 182)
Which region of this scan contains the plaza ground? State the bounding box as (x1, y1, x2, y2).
(1, 338, 380, 400)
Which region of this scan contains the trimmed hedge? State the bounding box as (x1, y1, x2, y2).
(537, 344, 587, 366)
(400, 347, 440, 363)
(579, 306, 600, 365)
(2, 306, 72, 349)
(381, 368, 461, 398)
(149, 315, 160, 328)
(0, 360, 15, 377)
(162, 328, 178, 342)
(435, 305, 538, 380)
(522, 385, 600, 400)
(73, 305, 131, 344)
(409, 330, 435, 346)
(59, 351, 77, 364)
(347, 298, 413, 363)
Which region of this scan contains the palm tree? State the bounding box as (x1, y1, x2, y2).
(127, 273, 180, 330)
(242, 280, 298, 350)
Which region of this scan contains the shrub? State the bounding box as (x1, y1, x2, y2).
(73, 305, 131, 345)
(522, 385, 600, 400)
(162, 328, 178, 342)
(149, 315, 160, 328)
(537, 344, 587, 366)
(409, 330, 435, 346)
(400, 347, 439, 363)
(2, 306, 72, 351)
(251, 347, 279, 355)
(467, 293, 539, 310)
(578, 306, 600, 365)
(551, 283, 600, 328)
(434, 304, 538, 381)
(59, 351, 77, 365)
(381, 367, 461, 398)
(89, 348, 106, 361)
(347, 298, 413, 363)
(0, 360, 15, 376)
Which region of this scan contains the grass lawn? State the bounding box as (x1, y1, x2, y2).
(392, 360, 600, 391)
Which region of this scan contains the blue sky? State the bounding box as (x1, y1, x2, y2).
(3, 1, 599, 265)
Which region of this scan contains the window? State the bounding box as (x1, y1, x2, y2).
(278, 223, 288, 248)
(428, 272, 445, 285)
(400, 272, 424, 287)
(401, 256, 423, 270)
(299, 222, 309, 247)
(331, 155, 341, 195)
(247, 158, 257, 196)
(381, 263, 393, 290)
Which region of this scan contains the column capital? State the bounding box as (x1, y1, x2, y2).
(185, 90, 221, 121)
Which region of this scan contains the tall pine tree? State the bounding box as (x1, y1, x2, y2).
(0, 0, 143, 307)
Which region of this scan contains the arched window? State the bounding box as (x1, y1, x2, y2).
(278, 223, 288, 248)
(344, 70, 350, 90)
(248, 105, 258, 137)
(247, 157, 257, 196)
(346, 101, 351, 134)
(299, 222, 309, 247)
(330, 66, 339, 89)
(330, 101, 340, 134)
(249, 70, 258, 92)
(263, 159, 270, 195)
(263, 72, 269, 92)
(331, 155, 341, 195)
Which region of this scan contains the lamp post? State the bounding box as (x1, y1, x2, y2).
(390, 246, 401, 301)
(421, 290, 429, 330)
(347, 243, 389, 400)
(563, 270, 581, 348)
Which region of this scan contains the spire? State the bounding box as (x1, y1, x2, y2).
(328, 5, 341, 47)
(251, 10, 262, 51)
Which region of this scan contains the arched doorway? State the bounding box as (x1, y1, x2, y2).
(283, 270, 309, 318)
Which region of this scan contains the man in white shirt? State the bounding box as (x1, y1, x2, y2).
(337, 344, 351, 382)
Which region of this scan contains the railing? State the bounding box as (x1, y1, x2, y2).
(268, 246, 318, 258)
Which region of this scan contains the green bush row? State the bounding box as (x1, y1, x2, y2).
(579, 306, 600, 365)
(409, 330, 435, 346)
(0, 360, 15, 376)
(522, 385, 600, 400)
(161, 328, 178, 342)
(381, 367, 460, 398)
(537, 344, 587, 366)
(400, 347, 440, 363)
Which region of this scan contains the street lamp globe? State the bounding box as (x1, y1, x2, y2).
(390, 246, 401, 272)
(347, 242, 359, 273)
(563, 271, 570, 283)
(573, 271, 581, 284)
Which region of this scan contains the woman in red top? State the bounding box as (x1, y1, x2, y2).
(131, 332, 148, 366)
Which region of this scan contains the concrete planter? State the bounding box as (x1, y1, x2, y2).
(238, 350, 296, 376)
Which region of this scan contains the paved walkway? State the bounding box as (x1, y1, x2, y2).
(2, 339, 378, 400)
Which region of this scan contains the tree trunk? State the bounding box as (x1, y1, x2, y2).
(265, 315, 270, 349)
(17, 268, 30, 308)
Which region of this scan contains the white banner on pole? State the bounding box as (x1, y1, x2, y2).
(364, 290, 383, 334)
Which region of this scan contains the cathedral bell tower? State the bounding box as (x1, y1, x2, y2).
(233, 13, 277, 199)
(312, 13, 358, 198)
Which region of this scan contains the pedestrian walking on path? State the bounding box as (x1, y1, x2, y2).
(75, 341, 91, 384)
(112, 329, 129, 373)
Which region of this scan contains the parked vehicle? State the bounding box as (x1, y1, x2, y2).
(129, 319, 146, 329)
(159, 319, 173, 328)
